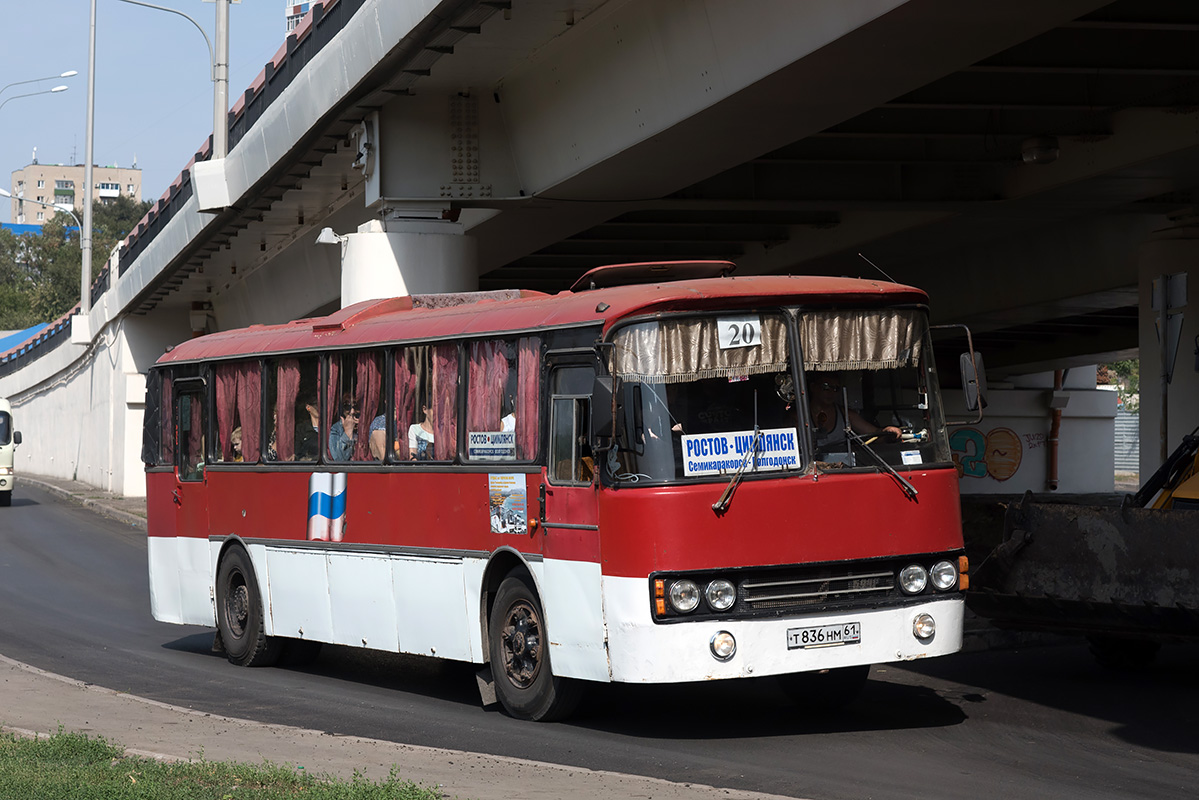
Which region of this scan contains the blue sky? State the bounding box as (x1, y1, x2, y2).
(2, 1, 293, 223)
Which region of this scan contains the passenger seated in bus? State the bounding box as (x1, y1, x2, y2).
(367, 411, 388, 460)
(231, 427, 243, 462)
(500, 393, 516, 432)
(328, 400, 360, 461)
(408, 403, 435, 460)
(295, 394, 320, 460)
(807, 372, 900, 455)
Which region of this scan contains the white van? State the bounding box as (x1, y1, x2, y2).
(0, 398, 21, 507)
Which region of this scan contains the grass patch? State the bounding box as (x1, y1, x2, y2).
(0, 728, 446, 799)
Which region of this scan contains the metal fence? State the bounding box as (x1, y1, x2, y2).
(1114, 408, 1139, 473)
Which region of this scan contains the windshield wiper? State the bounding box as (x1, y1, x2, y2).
(712, 427, 760, 515)
(845, 429, 919, 501)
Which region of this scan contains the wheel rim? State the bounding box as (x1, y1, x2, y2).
(224, 570, 250, 640)
(498, 598, 542, 689)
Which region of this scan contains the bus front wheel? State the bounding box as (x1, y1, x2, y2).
(488, 572, 581, 721)
(216, 547, 281, 667)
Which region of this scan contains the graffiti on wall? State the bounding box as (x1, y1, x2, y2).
(950, 427, 1023, 481)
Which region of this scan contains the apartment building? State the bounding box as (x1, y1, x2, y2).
(9, 161, 141, 226)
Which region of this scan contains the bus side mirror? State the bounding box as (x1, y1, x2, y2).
(960, 351, 987, 414)
(592, 375, 614, 440)
(12, 431, 21, 446)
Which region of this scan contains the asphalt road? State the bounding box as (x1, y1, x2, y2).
(1, 483, 1196, 800)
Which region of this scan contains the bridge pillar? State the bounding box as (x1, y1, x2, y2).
(1137, 217, 1199, 477)
(340, 219, 478, 307)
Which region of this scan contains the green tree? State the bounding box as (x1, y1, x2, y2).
(1099, 359, 1140, 411)
(0, 196, 152, 328)
(91, 194, 152, 270)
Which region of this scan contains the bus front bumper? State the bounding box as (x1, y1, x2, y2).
(603, 576, 964, 684)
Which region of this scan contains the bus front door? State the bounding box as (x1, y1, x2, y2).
(173, 388, 211, 540)
(537, 362, 605, 677)
(542, 363, 599, 554)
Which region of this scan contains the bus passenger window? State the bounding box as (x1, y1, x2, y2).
(326, 351, 383, 462)
(266, 357, 319, 462)
(465, 336, 540, 461)
(393, 346, 434, 462)
(214, 361, 261, 464)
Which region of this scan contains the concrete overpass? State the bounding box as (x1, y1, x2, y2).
(1, 0, 1196, 497)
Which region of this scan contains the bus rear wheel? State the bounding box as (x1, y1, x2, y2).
(216, 546, 281, 667)
(489, 572, 581, 721)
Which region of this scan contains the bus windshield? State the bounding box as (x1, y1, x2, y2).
(606, 307, 950, 483)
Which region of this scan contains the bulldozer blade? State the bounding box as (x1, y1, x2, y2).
(968, 498, 1199, 639)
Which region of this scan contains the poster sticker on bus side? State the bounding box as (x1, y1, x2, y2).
(681, 428, 799, 476)
(488, 473, 527, 534)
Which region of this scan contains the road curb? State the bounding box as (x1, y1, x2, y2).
(20, 477, 147, 531)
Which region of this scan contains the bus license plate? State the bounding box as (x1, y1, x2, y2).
(787, 622, 861, 649)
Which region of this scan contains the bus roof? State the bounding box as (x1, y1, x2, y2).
(155, 271, 928, 365)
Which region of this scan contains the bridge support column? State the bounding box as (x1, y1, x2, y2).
(1137, 216, 1199, 477)
(340, 220, 478, 307)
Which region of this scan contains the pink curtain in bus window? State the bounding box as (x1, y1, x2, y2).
(432, 344, 458, 461)
(236, 362, 261, 464)
(275, 359, 300, 462)
(467, 343, 488, 432)
(517, 336, 540, 459)
(354, 353, 381, 461)
(215, 364, 239, 462)
(394, 352, 417, 460)
(188, 394, 202, 465)
(324, 358, 340, 430)
(162, 378, 174, 463)
(468, 341, 508, 432)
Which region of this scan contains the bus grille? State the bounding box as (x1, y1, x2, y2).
(742, 569, 894, 612)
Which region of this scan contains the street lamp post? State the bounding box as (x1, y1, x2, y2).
(117, 0, 231, 159)
(0, 70, 77, 97)
(0, 85, 69, 113)
(81, 0, 97, 317)
(0, 188, 82, 231)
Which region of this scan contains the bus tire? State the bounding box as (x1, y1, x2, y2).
(489, 572, 581, 721)
(215, 546, 282, 667)
(776, 664, 869, 712)
(0, 492, 10, 507)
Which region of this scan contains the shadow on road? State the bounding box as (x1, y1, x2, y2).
(900, 640, 1199, 754)
(161, 634, 482, 708)
(5, 496, 38, 508)
(574, 670, 965, 738)
(161, 632, 965, 737)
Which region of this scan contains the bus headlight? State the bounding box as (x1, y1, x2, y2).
(930, 560, 957, 590)
(669, 579, 700, 613)
(913, 613, 936, 640)
(705, 579, 736, 611)
(710, 631, 736, 661)
(899, 564, 928, 594)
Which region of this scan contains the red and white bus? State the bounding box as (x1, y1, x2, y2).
(144, 261, 974, 720)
